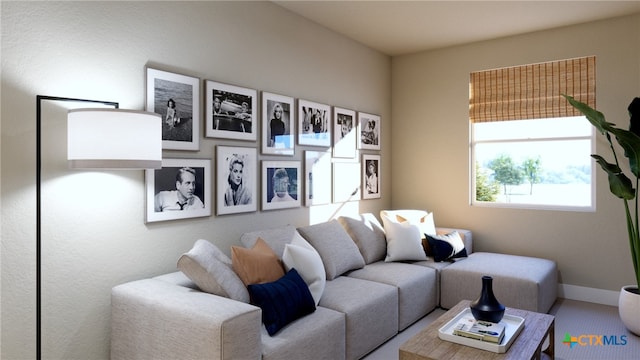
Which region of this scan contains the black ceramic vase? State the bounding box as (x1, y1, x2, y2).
(470, 276, 505, 323)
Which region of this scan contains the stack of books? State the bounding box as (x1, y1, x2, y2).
(452, 317, 505, 344)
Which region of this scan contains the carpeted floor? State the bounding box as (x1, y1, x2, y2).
(363, 298, 640, 360)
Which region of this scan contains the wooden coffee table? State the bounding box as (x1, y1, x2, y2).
(399, 300, 554, 360)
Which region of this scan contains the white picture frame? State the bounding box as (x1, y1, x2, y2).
(333, 160, 361, 203)
(304, 150, 332, 206)
(205, 80, 257, 141)
(216, 146, 257, 215)
(298, 99, 331, 147)
(358, 112, 381, 150)
(262, 92, 295, 155)
(362, 154, 381, 199)
(146, 67, 200, 151)
(333, 107, 357, 158)
(145, 158, 211, 223)
(262, 160, 301, 210)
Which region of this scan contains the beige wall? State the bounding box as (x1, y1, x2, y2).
(0, 2, 390, 359)
(392, 14, 640, 292)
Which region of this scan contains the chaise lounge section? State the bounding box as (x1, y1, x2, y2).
(440, 252, 558, 313)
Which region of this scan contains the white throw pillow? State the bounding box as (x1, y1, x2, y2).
(282, 239, 326, 305)
(380, 213, 428, 262)
(381, 209, 436, 238)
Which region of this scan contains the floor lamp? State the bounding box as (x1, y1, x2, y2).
(35, 95, 162, 359)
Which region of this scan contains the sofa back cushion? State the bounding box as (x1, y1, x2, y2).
(297, 220, 365, 280)
(337, 213, 387, 264)
(240, 225, 304, 258)
(177, 239, 250, 302)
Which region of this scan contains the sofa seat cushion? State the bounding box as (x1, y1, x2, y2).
(440, 252, 557, 313)
(347, 262, 437, 330)
(408, 260, 451, 308)
(260, 306, 346, 360)
(297, 220, 365, 280)
(319, 276, 398, 360)
(338, 213, 387, 264)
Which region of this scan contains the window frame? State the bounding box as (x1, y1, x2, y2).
(470, 118, 596, 212)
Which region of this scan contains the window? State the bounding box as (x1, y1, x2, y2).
(470, 56, 596, 211)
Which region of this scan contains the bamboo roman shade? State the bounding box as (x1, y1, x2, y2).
(469, 56, 595, 123)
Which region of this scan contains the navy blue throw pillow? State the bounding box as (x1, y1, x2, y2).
(247, 268, 316, 336)
(426, 233, 468, 262)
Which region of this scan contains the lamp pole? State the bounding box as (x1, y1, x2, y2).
(35, 96, 118, 360)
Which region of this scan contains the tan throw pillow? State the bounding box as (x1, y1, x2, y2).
(232, 237, 285, 286)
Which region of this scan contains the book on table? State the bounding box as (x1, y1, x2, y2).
(452, 317, 505, 344)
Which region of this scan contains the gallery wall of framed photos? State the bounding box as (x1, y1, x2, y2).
(145, 66, 382, 222)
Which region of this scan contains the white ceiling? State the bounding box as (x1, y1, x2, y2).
(274, 1, 640, 56)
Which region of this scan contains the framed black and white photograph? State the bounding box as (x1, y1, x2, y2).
(298, 99, 331, 147)
(358, 112, 381, 150)
(333, 160, 361, 203)
(146, 67, 200, 151)
(205, 80, 257, 141)
(262, 160, 301, 210)
(333, 107, 356, 158)
(304, 150, 332, 206)
(145, 158, 211, 223)
(216, 146, 257, 215)
(262, 92, 295, 155)
(362, 154, 381, 199)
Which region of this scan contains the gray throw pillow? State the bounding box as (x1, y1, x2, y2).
(338, 213, 387, 264)
(177, 239, 249, 303)
(297, 220, 365, 280)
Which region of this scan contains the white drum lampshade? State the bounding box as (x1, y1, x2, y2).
(67, 108, 162, 169)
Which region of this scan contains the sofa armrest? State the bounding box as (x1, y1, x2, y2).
(436, 227, 473, 254)
(111, 278, 261, 360)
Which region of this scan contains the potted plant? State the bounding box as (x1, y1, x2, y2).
(564, 95, 640, 335)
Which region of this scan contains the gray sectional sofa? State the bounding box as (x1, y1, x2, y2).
(111, 212, 557, 360)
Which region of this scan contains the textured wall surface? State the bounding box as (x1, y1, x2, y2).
(1, 2, 390, 359)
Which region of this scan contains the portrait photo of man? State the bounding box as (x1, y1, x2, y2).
(154, 167, 205, 212)
(145, 158, 211, 223)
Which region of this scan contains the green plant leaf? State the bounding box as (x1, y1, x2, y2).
(610, 127, 640, 178)
(562, 95, 613, 134)
(592, 155, 635, 200)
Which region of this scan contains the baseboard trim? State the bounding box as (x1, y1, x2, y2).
(558, 283, 620, 306)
